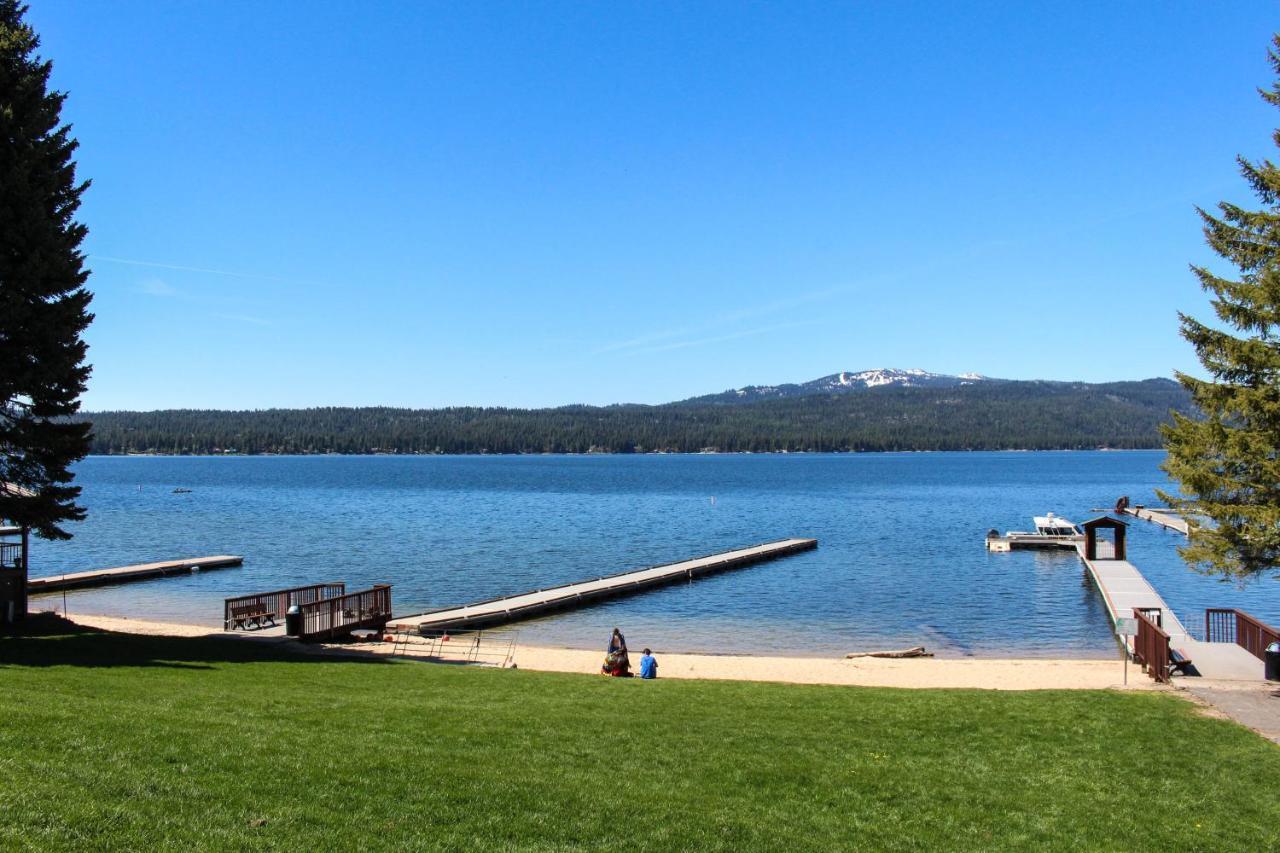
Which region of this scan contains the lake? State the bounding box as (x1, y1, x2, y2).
(25, 452, 1280, 657)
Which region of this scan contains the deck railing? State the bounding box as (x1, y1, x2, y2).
(0, 542, 22, 570)
(1133, 608, 1171, 684)
(224, 583, 346, 630)
(297, 584, 392, 641)
(1205, 608, 1280, 661)
(1134, 606, 1162, 630)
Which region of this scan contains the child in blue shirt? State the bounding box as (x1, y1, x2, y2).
(639, 648, 658, 679)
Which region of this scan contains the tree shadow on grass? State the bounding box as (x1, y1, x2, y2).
(0, 613, 394, 670)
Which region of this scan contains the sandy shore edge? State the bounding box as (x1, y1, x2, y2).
(51, 612, 1152, 691)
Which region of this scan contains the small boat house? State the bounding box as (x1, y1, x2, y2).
(1081, 515, 1127, 561)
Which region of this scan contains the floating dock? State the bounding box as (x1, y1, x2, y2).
(1117, 506, 1190, 536)
(985, 533, 1081, 552)
(1075, 541, 1260, 679)
(1075, 541, 1191, 652)
(28, 556, 244, 592)
(391, 538, 817, 632)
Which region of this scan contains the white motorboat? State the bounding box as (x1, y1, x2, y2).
(985, 512, 1084, 552)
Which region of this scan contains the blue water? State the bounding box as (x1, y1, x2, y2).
(25, 452, 1280, 657)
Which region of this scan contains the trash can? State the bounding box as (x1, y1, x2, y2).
(1266, 642, 1280, 682)
(285, 604, 303, 638)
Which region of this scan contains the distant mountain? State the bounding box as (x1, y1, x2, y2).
(685, 368, 998, 404)
(81, 375, 1195, 455)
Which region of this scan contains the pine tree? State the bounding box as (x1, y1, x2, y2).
(0, 1, 94, 540)
(1159, 35, 1280, 579)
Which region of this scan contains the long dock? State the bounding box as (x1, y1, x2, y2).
(28, 556, 244, 592)
(1117, 506, 1190, 536)
(391, 538, 817, 632)
(1075, 542, 1191, 652)
(1075, 542, 1260, 679)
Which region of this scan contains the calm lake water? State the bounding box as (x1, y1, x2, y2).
(26, 452, 1280, 657)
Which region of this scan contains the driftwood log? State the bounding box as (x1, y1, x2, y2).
(844, 646, 933, 659)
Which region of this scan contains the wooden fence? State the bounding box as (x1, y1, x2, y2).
(224, 583, 345, 630)
(1133, 608, 1171, 684)
(1205, 608, 1280, 661)
(296, 584, 392, 641)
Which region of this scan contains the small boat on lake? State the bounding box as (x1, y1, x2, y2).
(985, 513, 1083, 552)
(172, 488, 193, 494)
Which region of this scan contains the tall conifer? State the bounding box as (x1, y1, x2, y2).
(0, 1, 94, 540)
(1160, 35, 1280, 578)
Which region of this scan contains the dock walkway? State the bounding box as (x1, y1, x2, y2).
(1076, 542, 1191, 649)
(1076, 543, 1260, 679)
(391, 538, 817, 633)
(28, 556, 244, 592)
(1118, 506, 1190, 536)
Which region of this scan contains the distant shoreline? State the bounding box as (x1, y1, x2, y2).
(82, 447, 1169, 458)
(77, 378, 1193, 457)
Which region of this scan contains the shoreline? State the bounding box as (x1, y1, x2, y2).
(84, 448, 1169, 458)
(58, 612, 1149, 691)
(31, 596, 1117, 661)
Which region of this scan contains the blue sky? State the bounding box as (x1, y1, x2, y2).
(28, 2, 1280, 409)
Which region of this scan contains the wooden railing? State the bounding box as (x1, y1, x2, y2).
(297, 585, 392, 641)
(1133, 607, 1171, 684)
(0, 542, 21, 570)
(1135, 606, 1162, 630)
(1205, 608, 1280, 661)
(224, 583, 345, 630)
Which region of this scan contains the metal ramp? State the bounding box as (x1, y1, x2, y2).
(391, 626, 518, 668)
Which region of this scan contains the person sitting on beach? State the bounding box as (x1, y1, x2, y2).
(601, 627, 631, 676)
(639, 648, 657, 679)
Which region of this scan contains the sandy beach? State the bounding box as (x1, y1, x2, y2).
(60, 612, 1148, 691)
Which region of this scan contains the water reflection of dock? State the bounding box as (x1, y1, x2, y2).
(391, 538, 818, 633)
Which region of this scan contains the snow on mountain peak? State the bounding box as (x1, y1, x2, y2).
(817, 368, 982, 390)
(700, 368, 994, 405)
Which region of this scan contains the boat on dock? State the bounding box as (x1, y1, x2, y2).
(985, 513, 1083, 552)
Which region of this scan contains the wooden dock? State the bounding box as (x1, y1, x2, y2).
(391, 538, 817, 632)
(1076, 543, 1260, 679)
(28, 556, 244, 592)
(1118, 506, 1190, 536)
(1076, 542, 1191, 651)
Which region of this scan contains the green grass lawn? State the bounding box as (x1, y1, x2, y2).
(1, 619, 1277, 851)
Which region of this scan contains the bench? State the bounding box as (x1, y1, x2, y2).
(229, 604, 276, 630)
(1169, 648, 1194, 676)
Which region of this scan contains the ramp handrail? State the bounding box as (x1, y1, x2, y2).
(1205, 608, 1280, 661)
(1134, 608, 1171, 684)
(298, 584, 392, 641)
(224, 583, 345, 629)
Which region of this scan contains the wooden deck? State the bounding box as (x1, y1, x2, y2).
(1118, 506, 1190, 535)
(391, 538, 818, 632)
(28, 556, 244, 592)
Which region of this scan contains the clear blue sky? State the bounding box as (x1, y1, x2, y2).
(28, 1, 1280, 409)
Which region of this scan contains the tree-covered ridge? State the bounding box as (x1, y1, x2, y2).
(81, 378, 1192, 455)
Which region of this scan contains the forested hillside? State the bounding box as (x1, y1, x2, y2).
(81, 379, 1193, 455)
